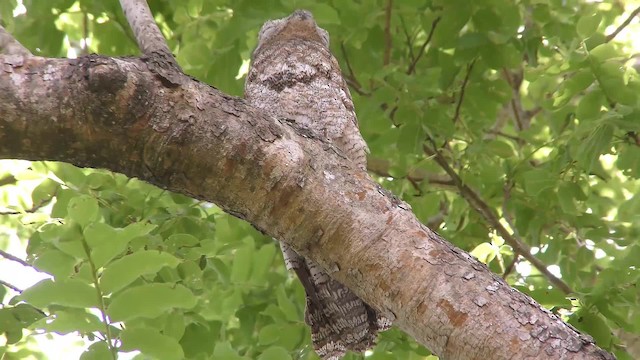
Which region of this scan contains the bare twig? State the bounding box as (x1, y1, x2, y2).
(383, 0, 393, 66)
(0, 194, 55, 215)
(606, 5, 640, 43)
(399, 16, 416, 63)
(0, 25, 31, 56)
(501, 68, 525, 130)
(340, 42, 369, 96)
(423, 141, 574, 294)
(502, 254, 520, 279)
(0, 279, 23, 293)
(406, 17, 440, 75)
(0, 249, 32, 268)
(452, 59, 476, 124)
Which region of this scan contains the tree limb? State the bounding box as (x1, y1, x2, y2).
(0, 25, 31, 56)
(119, 0, 172, 57)
(119, 0, 183, 85)
(0, 52, 613, 360)
(0, 249, 33, 269)
(606, 5, 640, 43)
(422, 140, 574, 295)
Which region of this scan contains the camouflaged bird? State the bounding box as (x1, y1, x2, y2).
(244, 10, 391, 360)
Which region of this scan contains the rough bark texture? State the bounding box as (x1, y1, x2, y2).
(0, 54, 614, 360)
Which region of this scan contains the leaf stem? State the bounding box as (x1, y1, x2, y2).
(80, 238, 117, 359)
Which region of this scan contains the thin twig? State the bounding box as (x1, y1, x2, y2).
(0, 249, 32, 268)
(452, 59, 476, 124)
(501, 68, 524, 130)
(383, 0, 393, 66)
(0, 195, 54, 215)
(502, 254, 520, 279)
(399, 16, 416, 62)
(340, 42, 369, 96)
(406, 17, 440, 75)
(0, 279, 23, 293)
(422, 141, 574, 294)
(606, 5, 640, 43)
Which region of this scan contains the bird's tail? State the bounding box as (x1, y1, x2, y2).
(279, 243, 391, 359)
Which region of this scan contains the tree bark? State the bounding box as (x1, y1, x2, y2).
(0, 54, 614, 360)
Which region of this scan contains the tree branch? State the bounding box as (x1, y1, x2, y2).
(119, 0, 172, 57)
(0, 249, 32, 268)
(0, 51, 612, 360)
(0, 25, 31, 56)
(452, 59, 476, 124)
(383, 0, 393, 66)
(119, 0, 183, 85)
(606, 5, 640, 43)
(0, 279, 23, 293)
(422, 140, 574, 295)
(406, 17, 440, 75)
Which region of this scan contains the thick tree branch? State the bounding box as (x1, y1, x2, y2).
(0, 54, 613, 360)
(0, 25, 31, 56)
(119, 0, 183, 86)
(119, 0, 172, 57)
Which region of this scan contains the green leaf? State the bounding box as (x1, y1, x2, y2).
(19, 279, 98, 309)
(120, 327, 184, 360)
(576, 123, 613, 172)
(40, 223, 86, 259)
(80, 341, 112, 360)
(569, 310, 613, 347)
(32, 249, 76, 279)
(100, 250, 181, 294)
(308, 3, 340, 25)
(276, 285, 300, 322)
(164, 311, 186, 340)
(67, 195, 99, 227)
(589, 43, 619, 62)
(84, 222, 157, 268)
(230, 241, 254, 284)
(522, 169, 556, 196)
(36, 309, 104, 334)
(485, 140, 514, 158)
(617, 145, 640, 178)
(31, 178, 60, 205)
(576, 13, 601, 38)
(258, 346, 292, 360)
(470, 243, 497, 264)
(213, 341, 245, 360)
(107, 284, 197, 322)
(576, 90, 604, 120)
(250, 244, 277, 285)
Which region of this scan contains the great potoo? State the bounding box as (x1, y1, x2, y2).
(244, 10, 391, 360)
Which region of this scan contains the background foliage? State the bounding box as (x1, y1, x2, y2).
(2, 0, 640, 359)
